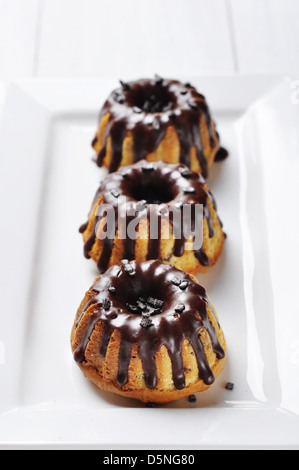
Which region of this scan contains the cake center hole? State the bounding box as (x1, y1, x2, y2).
(130, 176, 174, 204)
(132, 182, 173, 204)
(129, 83, 176, 113)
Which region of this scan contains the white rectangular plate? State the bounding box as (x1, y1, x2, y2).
(1, 75, 299, 449)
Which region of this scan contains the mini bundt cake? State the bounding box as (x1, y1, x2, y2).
(71, 260, 226, 404)
(80, 160, 225, 275)
(92, 76, 228, 177)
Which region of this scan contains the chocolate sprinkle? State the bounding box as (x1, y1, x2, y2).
(126, 303, 139, 314)
(154, 74, 163, 86)
(225, 382, 234, 391)
(147, 297, 164, 309)
(140, 316, 153, 329)
(188, 394, 197, 403)
(119, 80, 130, 91)
(141, 310, 151, 318)
(115, 94, 125, 104)
(137, 300, 148, 311)
(146, 402, 157, 408)
(111, 189, 120, 198)
(215, 147, 229, 162)
(179, 280, 189, 290)
(102, 298, 111, 311)
(124, 264, 135, 276)
(172, 276, 182, 287)
(175, 303, 185, 314)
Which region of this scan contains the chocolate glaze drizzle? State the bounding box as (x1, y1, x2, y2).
(74, 260, 225, 390)
(80, 160, 223, 273)
(214, 146, 229, 162)
(92, 77, 228, 177)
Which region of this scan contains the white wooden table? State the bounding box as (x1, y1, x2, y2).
(0, 0, 298, 82)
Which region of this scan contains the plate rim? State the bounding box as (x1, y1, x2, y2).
(0, 75, 297, 449)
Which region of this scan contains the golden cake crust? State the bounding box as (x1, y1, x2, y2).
(93, 113, 219, 176)
(80, 160, 226, 275)
(92, 78, 226, 177)
(71, 261, 227, 404)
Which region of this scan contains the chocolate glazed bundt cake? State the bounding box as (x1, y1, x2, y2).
(80, 160, 225, 275)
(71, 260, 226, 404)
(92, 76, 228, 177)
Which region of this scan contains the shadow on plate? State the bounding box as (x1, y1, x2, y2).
(196, 243, 227, 292)
(207, 159, 227, 188)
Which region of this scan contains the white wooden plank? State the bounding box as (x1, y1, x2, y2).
(36, 0, 235, 78)
(0, 0, 40, 79)
(230, 0, 299, 75)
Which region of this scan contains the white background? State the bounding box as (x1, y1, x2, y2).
(0, 0, 298, 82)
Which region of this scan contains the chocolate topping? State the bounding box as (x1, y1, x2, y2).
(81, 160, 222, 274)
(74, 260, 225, 390)
(93, 77, 228, 176)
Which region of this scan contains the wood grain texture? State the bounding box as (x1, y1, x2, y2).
(230, 0, 299, 75)
(36, 0, 235, 77)
(0, 0, 40, 79)
(0, 0, 299, 80)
